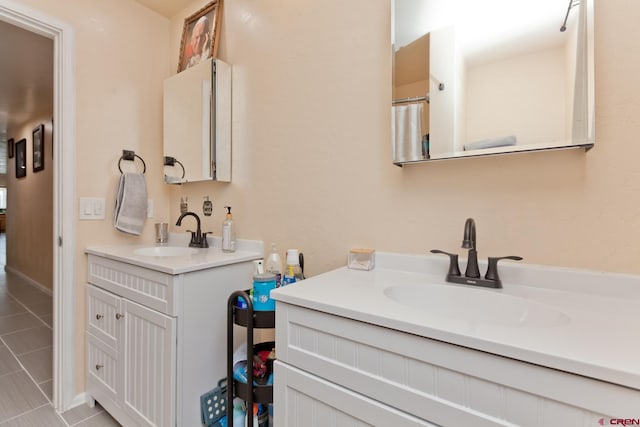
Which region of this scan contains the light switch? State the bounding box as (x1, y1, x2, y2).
(80, 197, 106, 220)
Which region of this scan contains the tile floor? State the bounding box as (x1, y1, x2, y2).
(0, 233, 120, 426)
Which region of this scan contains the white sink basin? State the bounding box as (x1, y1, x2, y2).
(384, 284, 570, 328)
(133, 246, 199, 257)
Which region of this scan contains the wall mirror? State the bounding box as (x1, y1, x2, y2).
(391, 0, 594, 165)
(163, 57, 231, 183)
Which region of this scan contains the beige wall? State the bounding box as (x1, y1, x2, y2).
(466, 47, 567, 145)
(6, 113, 54, 291)
(16, 0, 172, 391)
(167, 0, 640, 278)
(11, 0, 640, 397)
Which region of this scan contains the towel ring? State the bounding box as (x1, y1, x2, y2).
(163, 156, 186, 179)
(118, 150, 146, 174)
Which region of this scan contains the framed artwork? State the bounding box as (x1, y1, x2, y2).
(33, 124, 44, 172)
(177, 0, 223, 73)
(16, 138, 26, 178)
(7, 138, 14, 159)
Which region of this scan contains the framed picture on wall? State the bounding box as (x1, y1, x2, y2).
(7, 138, 14, 159)
(33, 124, 44, 172)
(16, 138, 26, 178)
(177, 0, 223, 73)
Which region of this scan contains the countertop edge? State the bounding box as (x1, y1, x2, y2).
(86, 238, 264, 274)
(271, 259, 640, 392)
(273, 292, 640, 391)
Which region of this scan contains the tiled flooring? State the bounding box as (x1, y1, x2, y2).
(0, 234, 120, 426)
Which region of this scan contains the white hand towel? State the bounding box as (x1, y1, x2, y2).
(114, 173, 148, 235)
(392, 104, 424, 163)
(464, 135, 517, 151)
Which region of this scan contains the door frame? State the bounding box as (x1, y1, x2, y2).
(0, 0, 78, 411)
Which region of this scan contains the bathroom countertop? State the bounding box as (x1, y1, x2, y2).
(271, 252, 640, 391)
(86, 236, 263, 274)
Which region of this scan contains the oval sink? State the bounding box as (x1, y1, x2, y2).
(133, 246, 199, 257)
(384, 284, 570, 328)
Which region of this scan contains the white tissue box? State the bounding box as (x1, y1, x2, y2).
(348, 248, 375, 271)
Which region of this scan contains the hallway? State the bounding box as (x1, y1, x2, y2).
(0, 233, 119, 425)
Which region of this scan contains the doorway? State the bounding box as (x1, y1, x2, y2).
(0, 1, 77, 412)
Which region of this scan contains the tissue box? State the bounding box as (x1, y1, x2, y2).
(348, 248, 375, 271)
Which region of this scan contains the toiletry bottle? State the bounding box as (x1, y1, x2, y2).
(282, 249, 303, 286)
(221, 206, 236, 253)
(232, 398, 245, 427)
(264, 244, 283, 287)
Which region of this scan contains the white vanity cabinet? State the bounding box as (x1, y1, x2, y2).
(274, 301, 639, 426)
(86, 249, 260, 427)
(87, 284, 176, 426)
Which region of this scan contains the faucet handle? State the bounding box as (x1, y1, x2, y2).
(430, 249, 462, 277)
(201, 232, 212, 248)
(186, 230, 198, 245)
(485, 256, 523, 284)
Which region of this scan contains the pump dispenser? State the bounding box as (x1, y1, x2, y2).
(221, 206, 236, 253)
(265, 244, 283, 287)
(282, 249, 304, 285)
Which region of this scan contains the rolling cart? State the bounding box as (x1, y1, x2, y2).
(227, 290, 275, 427)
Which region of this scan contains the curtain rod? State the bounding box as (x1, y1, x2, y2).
(392, 94, 429, 105)
(560, 0, 580, 32)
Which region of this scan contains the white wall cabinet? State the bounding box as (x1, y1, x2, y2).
(275, 302, 638, 426)
(86, 253, 257, 426)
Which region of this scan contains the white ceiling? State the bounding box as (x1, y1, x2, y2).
(134, 0, 195, 18)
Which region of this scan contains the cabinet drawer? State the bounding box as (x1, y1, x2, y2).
(87, 333, 119, 403)
(275, 362, 434, 426)
(87, 285, 120, 349)
(88, 254, 177, 315)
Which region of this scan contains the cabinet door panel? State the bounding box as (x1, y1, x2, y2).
(122, 299, 176, 427)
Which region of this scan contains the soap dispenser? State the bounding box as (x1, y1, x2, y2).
(221, 206, 236, 253)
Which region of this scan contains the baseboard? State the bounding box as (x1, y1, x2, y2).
(4, 266, 53, 296)
(63, 392, 90, 412)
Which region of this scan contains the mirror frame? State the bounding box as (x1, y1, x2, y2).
(391, 0, 594, 166)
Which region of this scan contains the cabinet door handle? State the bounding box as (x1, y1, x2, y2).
(95, 364, 104, 370)
(96, 314, 104, 320)
(115, 313, 125, 320)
